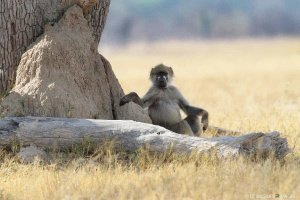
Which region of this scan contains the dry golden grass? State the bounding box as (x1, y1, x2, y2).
(1, 38, 300, 199)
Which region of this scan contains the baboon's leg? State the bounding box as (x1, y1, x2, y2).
(170, 120, 194, 136)
(184, 115, 202, 136)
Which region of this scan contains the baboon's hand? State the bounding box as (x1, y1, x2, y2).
(201, 112, 209, 132)
(202, 118, 209, 132)
(119, 95, 131, 106)
(203, 121, 209, 131)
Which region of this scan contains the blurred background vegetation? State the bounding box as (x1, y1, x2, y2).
(101, 0, 300, 45)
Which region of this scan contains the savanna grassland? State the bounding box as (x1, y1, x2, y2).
(1, 38, 300, 200)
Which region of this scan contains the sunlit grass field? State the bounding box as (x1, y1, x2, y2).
(1, 38, 300, 199)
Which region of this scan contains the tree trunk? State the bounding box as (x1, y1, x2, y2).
(0, 117, 291, 159)
(0, 0, 110, 94)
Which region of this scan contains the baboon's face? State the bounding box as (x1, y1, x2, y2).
(155, 72, 169, 88)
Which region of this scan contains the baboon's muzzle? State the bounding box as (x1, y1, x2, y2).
(157, 76, 167, 88)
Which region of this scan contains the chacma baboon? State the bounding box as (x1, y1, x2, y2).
(119, 64, 209, 136)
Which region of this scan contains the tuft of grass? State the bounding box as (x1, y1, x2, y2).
(67, 103, 75, 118)
(0, 142, 299, 200)
(93, 113, 101, 119)
(10, 137, 21, 154)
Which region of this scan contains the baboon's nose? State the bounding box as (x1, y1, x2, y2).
(158, 76, 166, 82)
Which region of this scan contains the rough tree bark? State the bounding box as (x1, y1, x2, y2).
(0, 0, 110, 94)
(0, 117, 291, 159)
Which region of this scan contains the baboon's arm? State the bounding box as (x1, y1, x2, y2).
(180, 103, 209, 131)
(172, 86, 207, 116)
(179, 100, 208, 117)
(185, 105, 209, 117)
(177, 90, 209, 130)
(120, 92, 143, 107)
(120, 90, 154, 108)
(141, 89, 156, 108)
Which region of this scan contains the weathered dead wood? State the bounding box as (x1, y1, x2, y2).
(0, 117, 291, 159)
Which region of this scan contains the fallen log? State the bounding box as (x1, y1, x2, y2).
(0, 117, 291, 159)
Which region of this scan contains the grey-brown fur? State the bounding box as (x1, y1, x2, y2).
(120, 64, 209, 136)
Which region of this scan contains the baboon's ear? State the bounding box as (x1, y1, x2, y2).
(169, 67, 174, 76)
(150, 68, 154, 76)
